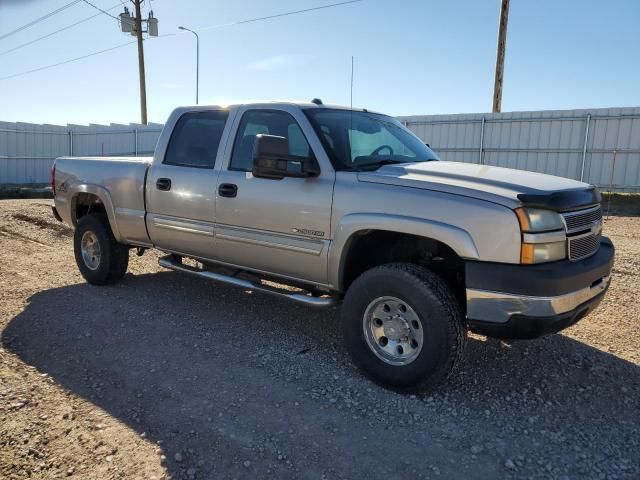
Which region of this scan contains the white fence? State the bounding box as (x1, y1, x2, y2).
(0, 121, 163, 184)
(1, 106, 639, 192)
(399, 107, 640, 193)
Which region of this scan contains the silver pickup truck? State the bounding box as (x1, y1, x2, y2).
(51, 100, 614, 390)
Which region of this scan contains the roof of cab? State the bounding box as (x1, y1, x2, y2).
(172, 100, 381, 115)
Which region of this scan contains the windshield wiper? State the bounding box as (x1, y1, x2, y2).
(354, 159, 408, 171)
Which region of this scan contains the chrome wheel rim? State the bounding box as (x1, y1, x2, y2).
(363, 296, 424, 366)
(81, 230, 101, 271)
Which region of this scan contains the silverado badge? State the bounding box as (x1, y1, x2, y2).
(292, 228, 325, 237)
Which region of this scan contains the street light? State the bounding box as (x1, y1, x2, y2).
(179, 26, 199, 104)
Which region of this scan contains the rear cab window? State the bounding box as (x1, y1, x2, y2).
(164, 110, 229, 169)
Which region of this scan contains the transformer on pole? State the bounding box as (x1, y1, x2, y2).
(118, 2, 159, 125)
(119, 8, 133, 33)
(119, 5, 158, 37)
(147, 12, 158, 37)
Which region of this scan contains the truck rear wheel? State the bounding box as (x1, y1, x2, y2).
(74, 214, 129, 285)
(342, 263, 465, 391)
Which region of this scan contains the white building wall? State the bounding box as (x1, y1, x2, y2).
(0, 122, 163, 184)
(399, 107, 640, 192)
(1, 107, 639, 192)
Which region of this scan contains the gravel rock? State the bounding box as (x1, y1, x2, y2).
(0, 200, 638, 480)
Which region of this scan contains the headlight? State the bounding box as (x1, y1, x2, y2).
(515, 208, 565, 232)
(515, 208, 566, 264)
(520, 240, 566, 264)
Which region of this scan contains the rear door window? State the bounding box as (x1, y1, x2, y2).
(164, 110, 229, 168)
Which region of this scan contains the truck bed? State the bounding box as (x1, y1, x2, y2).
(54, 156, 153, 246)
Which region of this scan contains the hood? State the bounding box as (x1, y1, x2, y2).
(357, 161, 599, 210)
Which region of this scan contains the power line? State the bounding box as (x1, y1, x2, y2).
(0, 34, 176, 81)
(196, 0, 364, 32)
(80, 0, 120, 20)
(0, 0, 83, 42)
(0, 40, 136, 81)
(0, 3, 122, 57)
(236, 0, 363, 25)
(0, 0, 365, 82)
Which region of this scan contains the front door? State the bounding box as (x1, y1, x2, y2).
(214, 107, 334, 285)
(146, 109, 229, 258)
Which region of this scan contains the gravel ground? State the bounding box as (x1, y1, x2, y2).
(0, 199, 638, 480)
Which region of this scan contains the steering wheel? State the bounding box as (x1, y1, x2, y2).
(370, 145, 394, 156)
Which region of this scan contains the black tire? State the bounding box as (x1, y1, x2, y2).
(341, 263, 465, 391)
(74, 214, 129, 285)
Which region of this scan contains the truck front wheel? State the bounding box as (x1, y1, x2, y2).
(74, 214, 129, 285)
(342, 263, 465, 391)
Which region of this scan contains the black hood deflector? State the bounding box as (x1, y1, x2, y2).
(517, 186, 601, 212)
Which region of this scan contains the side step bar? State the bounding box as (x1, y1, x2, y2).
(158, 256, 339, 308)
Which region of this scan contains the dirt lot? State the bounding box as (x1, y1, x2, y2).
(0, 199, 638, 480)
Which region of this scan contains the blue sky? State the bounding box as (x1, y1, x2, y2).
(0, 0, 639, 125)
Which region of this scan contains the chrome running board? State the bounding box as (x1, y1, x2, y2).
(159, 255, 339, 308)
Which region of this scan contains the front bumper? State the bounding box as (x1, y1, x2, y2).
(465, 237, 614, 339)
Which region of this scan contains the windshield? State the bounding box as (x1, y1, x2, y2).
(304, 108, 439, 171)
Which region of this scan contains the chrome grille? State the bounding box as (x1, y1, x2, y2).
(562, 205, 602, 234)
(563, 205, 602, 261)
(568, 232, 601, 261)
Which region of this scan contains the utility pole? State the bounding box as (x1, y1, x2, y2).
(133, 0, 147, 125)
(119, 2, 158, 125)
(492, 0, 510, 113)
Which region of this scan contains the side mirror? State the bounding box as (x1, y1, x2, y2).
(252, 134, 320, 180)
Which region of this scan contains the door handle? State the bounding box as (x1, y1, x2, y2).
(218, 183, 238, 198)
(156, 178, 172, 191)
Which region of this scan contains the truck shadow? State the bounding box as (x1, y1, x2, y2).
(3, 271, 639, 478)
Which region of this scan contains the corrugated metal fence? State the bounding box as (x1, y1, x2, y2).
(0, 121, 163, 184)
(399, 107, 640, 192)
(1, 106, 639, 191)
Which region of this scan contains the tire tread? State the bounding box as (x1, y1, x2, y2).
(342, 262, 466, 392)
(74, 214, 129, 285)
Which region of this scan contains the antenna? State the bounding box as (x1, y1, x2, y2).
(349, 55, 354, 159)
(350, 55, 354, 110)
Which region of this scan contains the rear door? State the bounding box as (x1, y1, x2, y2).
(214, 106, 335, 285)
(146, 109, 230, 258)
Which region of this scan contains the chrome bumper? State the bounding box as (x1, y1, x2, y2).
(466, 275, 610, 324)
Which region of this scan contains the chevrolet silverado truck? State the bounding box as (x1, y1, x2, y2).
(51, 100, 614, 390)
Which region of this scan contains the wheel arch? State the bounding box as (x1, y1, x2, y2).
(69, 184, 122, 242)
(330, 213, 479, 293)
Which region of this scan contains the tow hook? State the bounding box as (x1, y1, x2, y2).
(136, 247, 146, 257)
